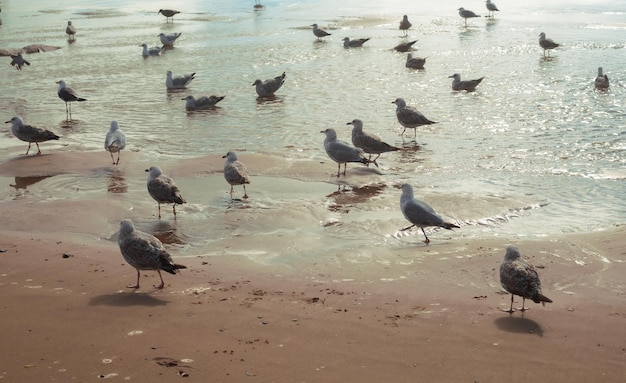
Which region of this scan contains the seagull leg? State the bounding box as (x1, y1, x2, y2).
(400, 224, 416, 231)
(116, 153, 120, 165)
(157, 203, 161, 218)
(502, 293, 516, 313)
(421, 227, 431, 244)
(371, 154, 380, 168)
(518, 297, 530, 311)
(35, 142, 42, 155)
(243, 185, 248, 199)
(109, 152, 116, 164)
(230, 185, 235, 199)
(336, 163, 341, 177)
(401, 127, 407, 136)
(24, 143, 32, 155)
(173, 204, 177, 217)
(342, 163, 347, 176)
(155, 270, 165, 289)
(127, 269, 140, 289)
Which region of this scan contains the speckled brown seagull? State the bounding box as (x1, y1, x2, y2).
(499, 246, 552, 313)
(117, 219, 186, 289)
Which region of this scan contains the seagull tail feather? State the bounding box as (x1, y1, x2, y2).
(533, 292, 553, 305)
(443, 222, 460, 230)
(162, 263, 187, 275)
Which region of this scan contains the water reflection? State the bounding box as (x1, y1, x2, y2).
(58, 119, 84, 132)
(10, 175, 52, 189)
(107, 169, 127, 194)
(326, 183, 387, 212)
(147, 220, 186, 245)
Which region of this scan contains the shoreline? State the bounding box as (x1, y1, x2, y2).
(1, 149, 625, 382)
(1, 226, 625, 382)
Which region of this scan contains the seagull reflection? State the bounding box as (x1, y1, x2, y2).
(107, 169, 127, 194)
(147, 220, 186, 245)
(10, 175, 52, 189)
(326, 183, 387, 213)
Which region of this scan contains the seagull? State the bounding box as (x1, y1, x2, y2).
(139, 43, 162, 57)
(458, 7, 481, 27)
(56, 80, 86, 120)
(392, 98, 437, 138)
(5, 116, 59, 155)
(1, 44, 61, 70)
(405, 53, 426, 69)
(499, 246, 553, 313)
(342, 37, 370, 48)
(222, 151, 250, 199)
(311, 23, 331, 41)
(399, 15, 412, 36)
(538, 32, 560, 57)
(158, 32, 182, 47)
(485, 0, 499, 18)
(394, 40, 418, 52)
(348, 119, 399, 167)
(158, 9, 180, 23)
(449, 73, 484, 92)
(65, 21, 76, 40)
(254, 1, 264, 9)
(146, 166, 186, 218)
(104, 120, 126, 165)
(252, 71, 286, 98)
(117, 219, 187, 289)
(321, 128, 369, 177)
(182, 95, 225, 110)
(166, 70, 195, 89)
(594, 67, 609, 89)
(399, 183, 460, 244)
(10, 53, 30, 70)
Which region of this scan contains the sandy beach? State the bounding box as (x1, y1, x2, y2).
(1, 151, 625, 382)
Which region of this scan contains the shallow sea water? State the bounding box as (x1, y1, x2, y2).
(0, 0, 624, 268)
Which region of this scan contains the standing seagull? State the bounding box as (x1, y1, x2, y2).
(458, 7, 481, 27)
(311, 24, 331, 41)
(321, 128, 369, 177)
(166, 70, 195, 90)
(348, 119, 399, 167)
(146, 166, 186, 218)
(405, 53, 426, 69)
(222, 151, 251, 199)
(253, 72, 286, 98)
(10, 54, 30, 70)
(392, 98, 437, 138)
(538, 32, 560, 57)
(449, 73, 484, 92)
(594, 67, 609, 90)
(65, 21, 76, 40)
(182, 95, 225, 110)
(56, 80, 86, 120)
(485, 0, 499, 18)
(342, 37, 370, 48)
(104, 120, 126, 165)
(499, 246, 553, 313)
(5, 116, 59, 155)
(399, 15, 412, 36)
(158, 32, 182, 47)
(117, 219, 186, 289)
(158, 9, 180, 23)
(139, 43, 162, 57)
(399, 183, 460, 244)
(394, 40, 418, 52)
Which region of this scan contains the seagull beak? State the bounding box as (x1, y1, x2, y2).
(346, 122, 352, 125)
(145, 169, 149, 173)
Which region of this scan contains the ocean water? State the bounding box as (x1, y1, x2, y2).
(0, 0, 624, 266)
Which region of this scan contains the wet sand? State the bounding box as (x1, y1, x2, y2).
(1, 151, 625, 382)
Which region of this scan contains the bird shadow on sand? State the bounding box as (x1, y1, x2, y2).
(494, 315, 545, 337)
(89, 292, 169, 307)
